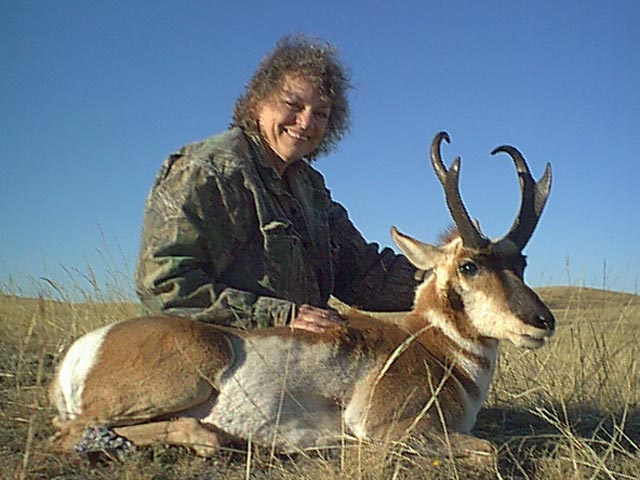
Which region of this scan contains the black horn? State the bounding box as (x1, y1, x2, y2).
(430, 132, 489, 250)
(492, 145, 552, 251)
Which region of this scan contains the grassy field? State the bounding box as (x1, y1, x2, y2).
(1, 286, 638, 479)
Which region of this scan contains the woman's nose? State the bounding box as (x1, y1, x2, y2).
(297, 109, 313, 129)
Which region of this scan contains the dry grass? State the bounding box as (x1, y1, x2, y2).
(1, 286, 639, 479)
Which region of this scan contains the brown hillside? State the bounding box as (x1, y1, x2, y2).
(535, 285, 639, 310)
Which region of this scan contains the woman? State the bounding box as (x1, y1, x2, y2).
(136, 35, 419, 331)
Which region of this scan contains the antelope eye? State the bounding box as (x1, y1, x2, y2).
(459, 261, 479, 277)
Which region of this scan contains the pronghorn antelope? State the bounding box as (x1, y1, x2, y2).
(49, 132, 555, 461)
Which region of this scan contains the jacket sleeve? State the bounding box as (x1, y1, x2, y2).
(329, 201, 420, 311)
(135, 153, 295, 328)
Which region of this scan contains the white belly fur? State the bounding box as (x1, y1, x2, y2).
(204, 335, 374, 451)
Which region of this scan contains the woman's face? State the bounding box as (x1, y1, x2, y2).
(255, 74, 331, 172)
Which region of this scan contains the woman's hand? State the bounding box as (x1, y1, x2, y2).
(290, 304, 346, 333)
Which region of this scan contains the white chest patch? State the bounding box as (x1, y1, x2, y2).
(425, 309, 498, 432)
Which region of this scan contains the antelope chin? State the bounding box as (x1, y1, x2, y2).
(510, 331, 551, 349)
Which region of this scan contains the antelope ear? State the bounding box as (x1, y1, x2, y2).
(390, 226, 443, 271)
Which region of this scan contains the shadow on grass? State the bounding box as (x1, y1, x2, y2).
(475, 403, 640, 477)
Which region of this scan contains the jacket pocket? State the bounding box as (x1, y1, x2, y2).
(259, 221, 307, 302)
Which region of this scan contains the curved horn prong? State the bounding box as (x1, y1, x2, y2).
(430, 132, 489, 250)
(492, 145, 552, 250)
(430, 131, 451, 185)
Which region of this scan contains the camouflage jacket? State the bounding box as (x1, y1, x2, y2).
(136, 127, 419, 328)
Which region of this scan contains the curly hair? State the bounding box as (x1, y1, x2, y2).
(232, 34, 352, 160)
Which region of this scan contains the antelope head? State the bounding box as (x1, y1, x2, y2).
(392, 132, 555, 349)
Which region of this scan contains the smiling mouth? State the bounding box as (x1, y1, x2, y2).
(284, 128, 310, 141)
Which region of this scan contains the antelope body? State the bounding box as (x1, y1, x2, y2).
(50, 132, 555, 459)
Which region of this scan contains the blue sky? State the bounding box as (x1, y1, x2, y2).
(2, 0, 639, 299)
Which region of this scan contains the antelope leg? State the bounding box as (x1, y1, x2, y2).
(114, 417, 222, 457)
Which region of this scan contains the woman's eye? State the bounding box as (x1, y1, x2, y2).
(284, 99, 301, 110)
(459, 261, 479, 277)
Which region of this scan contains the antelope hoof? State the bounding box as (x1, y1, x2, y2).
(191, 442, 220, 458)
(410, 432, 497, 469)
(442, 435, 496, 471)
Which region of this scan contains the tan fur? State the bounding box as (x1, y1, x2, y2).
(81, 317, 234, 424)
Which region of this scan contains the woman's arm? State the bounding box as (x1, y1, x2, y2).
(329, 202, 420, 312)
(135, 152, 295, 328)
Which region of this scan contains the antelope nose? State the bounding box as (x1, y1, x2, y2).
(531, 312, 555, 332)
